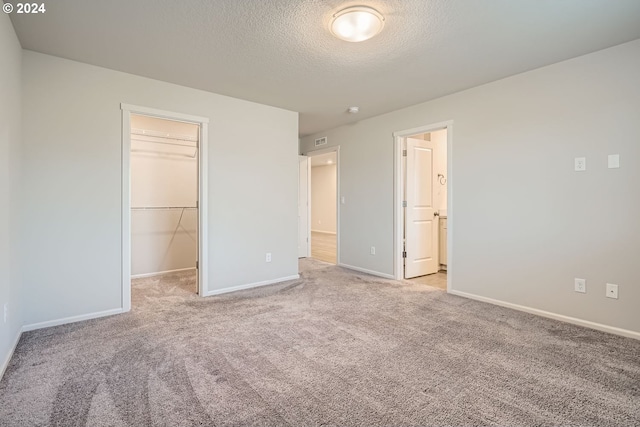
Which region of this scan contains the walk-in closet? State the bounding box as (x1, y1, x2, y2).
(130, 114, 199, 294)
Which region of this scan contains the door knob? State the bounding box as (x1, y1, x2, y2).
(434, 211, 440, 217)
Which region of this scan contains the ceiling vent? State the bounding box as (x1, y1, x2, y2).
(315, 137, 327, 147)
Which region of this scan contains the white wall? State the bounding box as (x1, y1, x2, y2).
(311, 165, 337, 233)
(432, 129, 448, 213)
(130, 115, 198, 276)
(0, 13, 22, 376)
(21, 51, 298, 325)
(301, 40, 640, 334)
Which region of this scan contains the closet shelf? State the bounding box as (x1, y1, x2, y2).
(131, 206, 197, 210)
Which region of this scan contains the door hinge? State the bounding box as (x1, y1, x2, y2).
(196, 200, 199, 209)
(402, 149, 407, 157)
(402, 201, 407, 207)
(402, 251, 407, 258)
(196, 261, 199, 269)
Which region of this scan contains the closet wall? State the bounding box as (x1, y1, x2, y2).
(130, 115, 198, 277)
(311, 164, 337, 234)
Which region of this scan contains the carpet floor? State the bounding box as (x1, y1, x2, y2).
(1, 259, 639, 426)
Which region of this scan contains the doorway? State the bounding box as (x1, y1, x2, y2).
(299, 147, 340, 265)
(121, 104, 209, 311)
(394, 122, 451, 291)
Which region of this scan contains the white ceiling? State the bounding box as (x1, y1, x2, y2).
(8, 0, 640, 136)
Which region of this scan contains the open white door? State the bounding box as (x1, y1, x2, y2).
(298, 156, 310, 258)
(405, 137, 439, 278)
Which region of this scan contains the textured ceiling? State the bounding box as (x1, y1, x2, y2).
(8, 0, 640, 136)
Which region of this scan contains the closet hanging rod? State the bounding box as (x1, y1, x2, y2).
(131, 128, 198, 143)
(131, 206, 197, 210)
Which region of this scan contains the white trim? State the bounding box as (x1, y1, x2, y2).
(198, 120, 209, 296)
(202, 275, 300, 297)
(338, 263, 395, 279)
(121, 110, 132, 311)
(450, 290, 640, 341)
(0, 329, 22, 380)
(310, 230, 337, 235)
(22, 308, 124, 332)
(307, 159, 311, 256)
(393, 121, 454, 297)
(120, 104, 209, 124)
(120, 103, 210, 306)
(305, 146, 341, 264)
(131, 267, 196, 279)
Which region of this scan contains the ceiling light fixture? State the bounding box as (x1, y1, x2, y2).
(330, 6, 385, 42)
(347, 106, 360, 114)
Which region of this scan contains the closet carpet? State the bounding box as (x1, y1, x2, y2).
(1, 259, 639, 426)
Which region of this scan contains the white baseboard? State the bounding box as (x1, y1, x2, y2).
(338, 263, 395, 279)
(132, 267, 195, 279)
(449, 290, 640, 340)
(310, 229, 337, 235)
(203, 274, 300, 297)
(1, 328, 22, 381)
(22, 308, 124, 332)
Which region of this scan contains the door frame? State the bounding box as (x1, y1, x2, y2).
(393, 121, 453, 291)
(298, 155, 311, 258)
(304, 146, 341, 264)
(121, 103, 210, 311)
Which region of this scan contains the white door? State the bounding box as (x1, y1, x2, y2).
(298, 156, 310, 258)
(405, 137, 439, 278)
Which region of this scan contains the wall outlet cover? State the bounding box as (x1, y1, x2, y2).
(608, 154, 620, 169)
(574, 157, 586, 171)
(606, 283, 618, 299)
(574, 278, 586, 293)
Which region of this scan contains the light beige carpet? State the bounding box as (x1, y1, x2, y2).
(1, 259, 639, 426)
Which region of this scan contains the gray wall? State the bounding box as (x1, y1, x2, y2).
(22, 51, 299, 325)
(301, 40, 640, 334)
(0, 12, 23, 376)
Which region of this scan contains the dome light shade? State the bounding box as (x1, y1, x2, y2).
(330, 6, 385, 42)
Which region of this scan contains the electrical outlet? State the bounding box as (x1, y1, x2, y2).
(606, 283, 618, 299)
(574, 157, 586, 171)
(574, 278, 586, 293)
(265, 252, 272, 263)
(3, 303, 7, 323)
(370, 246, 376, 255)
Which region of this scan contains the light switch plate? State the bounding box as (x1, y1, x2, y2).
(608, 154, 620, 169)
(606, 283, 618, 299)
(574, 157, 586, 171)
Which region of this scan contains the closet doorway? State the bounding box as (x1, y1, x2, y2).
(121, 104, 209, 311)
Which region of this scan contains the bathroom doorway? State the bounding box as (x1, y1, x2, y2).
(394, 123, 451, 290)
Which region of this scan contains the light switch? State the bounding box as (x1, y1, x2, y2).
(574, 157, 586, 172)
(608, 154, 620, 169)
